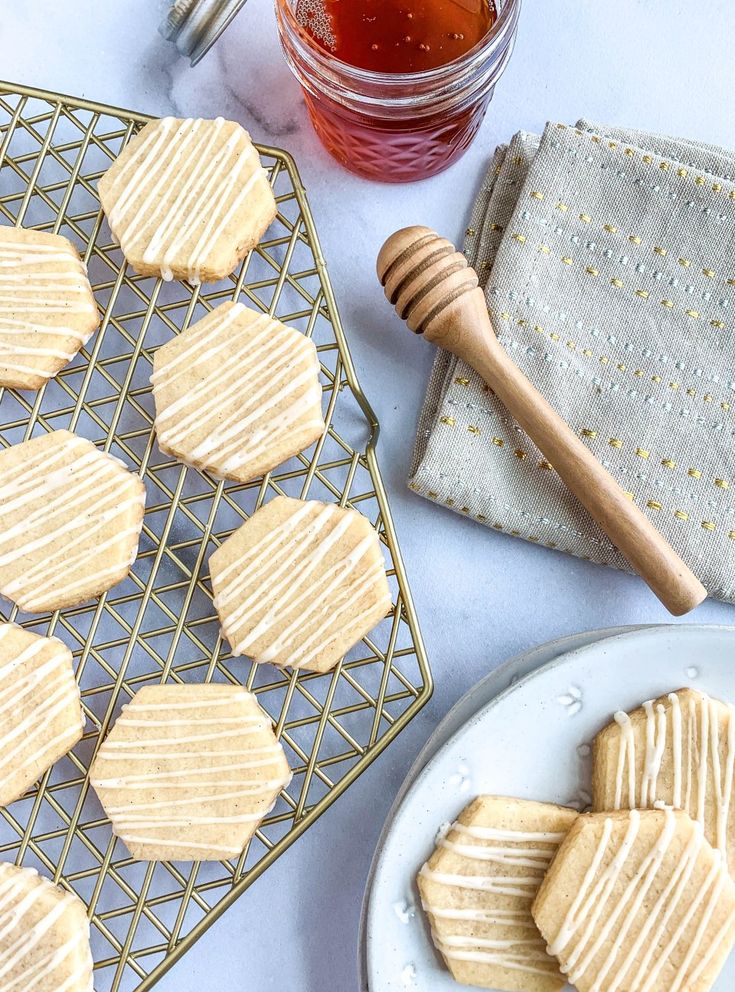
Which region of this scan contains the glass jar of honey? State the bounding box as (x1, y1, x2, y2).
(276, 0, 521, 182)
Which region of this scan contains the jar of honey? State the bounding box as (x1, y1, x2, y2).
(276, 0, 521, 182)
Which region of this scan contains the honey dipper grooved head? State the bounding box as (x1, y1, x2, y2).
(377, 227, 480, 335)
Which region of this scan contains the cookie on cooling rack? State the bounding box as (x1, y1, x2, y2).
(98, 116, 277, 283)
(89, 683, 291, 861)
(0, 429, 146, 613)
(418, 796, 577, 992)
(533, 807, 735, 992)
(210, 496, 392, 673)
(593, 687, 735, 875)
(0, 623, 83, 807)
(0, 225, 99, 390)
(0, 862, 93, 992)
(151, 301, 324, 483)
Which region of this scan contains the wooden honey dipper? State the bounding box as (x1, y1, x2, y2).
(377, 226, 707, 616)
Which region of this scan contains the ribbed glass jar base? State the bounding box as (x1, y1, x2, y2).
(303, 89, 494, 183)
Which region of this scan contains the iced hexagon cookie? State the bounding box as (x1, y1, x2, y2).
(98, 116, 277, 283)
(418, 796, 577, 992)
(0, 863, 93, 992)
(0, 623, 83, 807)
(90, 684, 291, 861)
(593, 688, 735, 874)
(0, 429, 146, 613)
(533, 808, 735, 992)
(210, 496, 392, 673)
(151, 301, 324, 482)
(0, 225, 99, 390)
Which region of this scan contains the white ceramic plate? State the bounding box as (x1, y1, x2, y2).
(364, 624, 735, 992)
(359, 626, 639, 992)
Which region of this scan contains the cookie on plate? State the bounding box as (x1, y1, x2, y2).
(90, 684, 291, 861)
(151, 301, 324, 482)
(0, 862, 93, 991)
(98, 116, 277, 283)
(593, 688, 735, 873)
(0, 225, 99, 390)
(533, 807, 735, 992)
(418, 796, 577, 992)
(0, 623, 83, 807)
(0, 429, 146, 613)
(210, 496, 392, 673)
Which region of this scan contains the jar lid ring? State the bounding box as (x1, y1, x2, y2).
(159, 0, 249, 66)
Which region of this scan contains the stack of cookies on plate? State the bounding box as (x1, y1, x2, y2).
(0, 116, 392, 989)
(418, 687, 735, 992)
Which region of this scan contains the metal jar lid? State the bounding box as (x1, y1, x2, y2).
(159, 0, 249, 66)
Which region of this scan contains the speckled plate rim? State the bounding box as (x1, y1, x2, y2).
(360, 623, 735, 992)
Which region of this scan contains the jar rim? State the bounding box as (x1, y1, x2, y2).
(275, 0, 521, 87)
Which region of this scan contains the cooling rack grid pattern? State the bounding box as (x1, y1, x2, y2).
(0, 80, 430, 992)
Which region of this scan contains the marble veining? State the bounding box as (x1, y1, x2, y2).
(4, 2, 735, 991)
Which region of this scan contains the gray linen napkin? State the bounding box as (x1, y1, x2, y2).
(410, 120, 735, 602)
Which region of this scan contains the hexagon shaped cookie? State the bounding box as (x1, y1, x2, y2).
(0, 863, 93, 992)
(98, 116, 277, 283)
(533, 808, 735, 992)
(90, 684, 291, 861)
(418, 796, 577, 992)
(210, 496, 392, 673)
(0, 623, 84, 807)
(0, 429, 146, 613)
(0, 225, 99, 390)
(151, 301, 324, 482)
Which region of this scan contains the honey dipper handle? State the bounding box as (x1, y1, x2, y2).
(443, 290, 707, 616)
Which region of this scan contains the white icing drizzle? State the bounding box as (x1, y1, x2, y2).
(450, 823, 567, 843)
(92, 749, 283, 788)
(547, 809, 735, 991)
(605, 819, 703, 992)
(150, 303, 247, 391)
(104, 781, 284, 812)
(1, 681, 79, 764)
(102, 117, 271, 282)
(439, 837, 554, 869)
(0, 864, 92, 992)
(0, 232, 97, 385)
(0, 431, 145, 612)
(152, 302, 323, 481)
(93, 747, 272, 761)
(431, 935, 555, 974)
(419, 866, 538, 898)
(127, 696, 243, 711)
(257, 552, 383, 669)
(90, 687, 290, 857)
(688, 902, 735, 985)
(420, 818, 567, 980)
(213, 499, 390, 670)
(100, 722, 268, 748)
(0, 624, 82, 802)
(214, 503, 336, 630)
(670, 691, 682, 808)
(609, 689, 735, 871)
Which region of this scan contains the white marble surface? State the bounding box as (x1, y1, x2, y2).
(4, 1, 735, 989)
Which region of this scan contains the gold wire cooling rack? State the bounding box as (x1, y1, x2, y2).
(0, 80, 431, 991)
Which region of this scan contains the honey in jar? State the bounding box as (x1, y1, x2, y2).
(277, 0, 519, 182)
